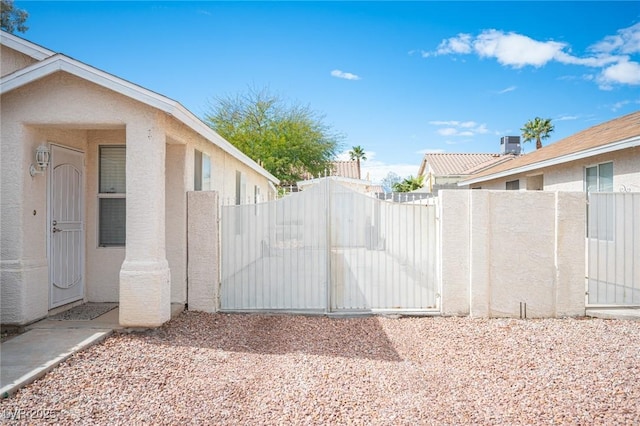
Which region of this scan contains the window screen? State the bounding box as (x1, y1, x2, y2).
(99, 198, 126, 246)
(98, 146, 126, 247)
(99, 146, 126, 193)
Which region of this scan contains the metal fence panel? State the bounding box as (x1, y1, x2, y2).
(329, 181, 438, 312)
(587, 192, 640, 306)
(220, 179, 439, 313)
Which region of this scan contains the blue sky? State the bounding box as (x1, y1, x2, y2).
(15, 1, 640, 183)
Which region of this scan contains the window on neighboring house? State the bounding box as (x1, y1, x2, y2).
(98, 146, 126, 247)
(585, 162, 613, 193)
(254, 185, 261, 204)
(506, 179, 520, 190)
(194, 149, 211, 191)
(585, 162, 614, 240)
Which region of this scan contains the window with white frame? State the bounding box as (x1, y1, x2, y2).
(98, 146, 126, 247)
(585, 162, 613, 193)
(194, 149, 211, 191)
(585, 162, 614, 240)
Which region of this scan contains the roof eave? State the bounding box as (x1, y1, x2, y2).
(0, 30, 55, 60)
(459, 135, 640, 186)
(0, 54, 279, 184)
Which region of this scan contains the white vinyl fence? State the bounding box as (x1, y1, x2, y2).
(220, 179, 439, 314)
(587, 192, 640, 306)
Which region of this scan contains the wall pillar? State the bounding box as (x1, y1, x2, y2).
(438, 190, 470, 316)
(554, 192, 586, 316)
(187, 191, 220, 312)
(469, 191, 491, 317)
(119, 114, 171, 327)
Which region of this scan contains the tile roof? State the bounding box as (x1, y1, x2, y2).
(419, 153, 502, 176)
(331, 161, 360, 179)
(463, 110, 640, 184)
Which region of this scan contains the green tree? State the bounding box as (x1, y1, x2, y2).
(348, 145, 367, 179)
(392, 175, 424, 192)
(205, 86, 342, 185)
(1, 0, 28, 33)
(521, 117, 554, 150)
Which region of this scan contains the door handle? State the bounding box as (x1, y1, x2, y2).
(52, 227, 62, 233)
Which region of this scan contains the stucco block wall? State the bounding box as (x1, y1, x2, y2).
(439, 190, 586, 318)
(187, 191, 220, 312)
(439, 191, 470, 315)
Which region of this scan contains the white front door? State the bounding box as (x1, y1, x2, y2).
(49, 144, 85, 308)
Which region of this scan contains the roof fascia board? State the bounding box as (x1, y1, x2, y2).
(459, 135, 640, 186)
(1, 54, 279, 184)
(0, 31, 55, 60)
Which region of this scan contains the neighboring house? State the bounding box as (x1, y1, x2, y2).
(459, 111, 640, 192)
(331, 160, 360, 179)
(0, 31, 279, 327)
(297, 160, 377, 194)
(417, 152, 515, 193)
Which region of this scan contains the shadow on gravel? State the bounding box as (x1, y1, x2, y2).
(146, 311, 403, 362)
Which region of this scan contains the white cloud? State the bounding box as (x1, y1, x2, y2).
(335, 150, 421, 183)
(422, 23, 640, 88)
(361, 162, 421, 184)
(556, 115, 578, 121)
(589, 22, 640, 55)
(438, 127, 458, 136)
(474, 30, 566, 68)
(435, 33, 474, 55)
(417, 148, 446, 154)
(430, 120, 489, 138)
(498, 86, 517, 94)
(598, 60, 640, 87)
(330, 69, 361, 81)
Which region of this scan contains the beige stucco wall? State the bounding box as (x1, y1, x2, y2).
(165, 118, 276, 205)
(470, 146, 640, 192)
(0, 45, 39, 77)
(1, 69, 276, 325)
(439, 190, 585, 318)
(187, 191, 220, 312)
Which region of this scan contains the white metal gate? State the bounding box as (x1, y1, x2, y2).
(587, 192, 640, 306)
(220, 179, 439, 314)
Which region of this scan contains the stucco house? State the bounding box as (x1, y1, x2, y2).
(417, 152, 515, 193)
(297, 160, 378, 195)
(459, 111, 640, 192)
(0, 31, 279, 327)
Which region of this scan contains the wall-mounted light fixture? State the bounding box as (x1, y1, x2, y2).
(29, 143, 50, 177)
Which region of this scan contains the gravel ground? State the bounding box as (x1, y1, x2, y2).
(1, 312, 639, 425)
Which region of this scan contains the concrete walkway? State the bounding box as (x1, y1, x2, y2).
(1, 305, 183, 398)
(586, 307, 640, 321)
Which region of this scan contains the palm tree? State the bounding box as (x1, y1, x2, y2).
(392, 175, 424, 192)
(348, 145, 367, 179)
(521, 117, 554, 150)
